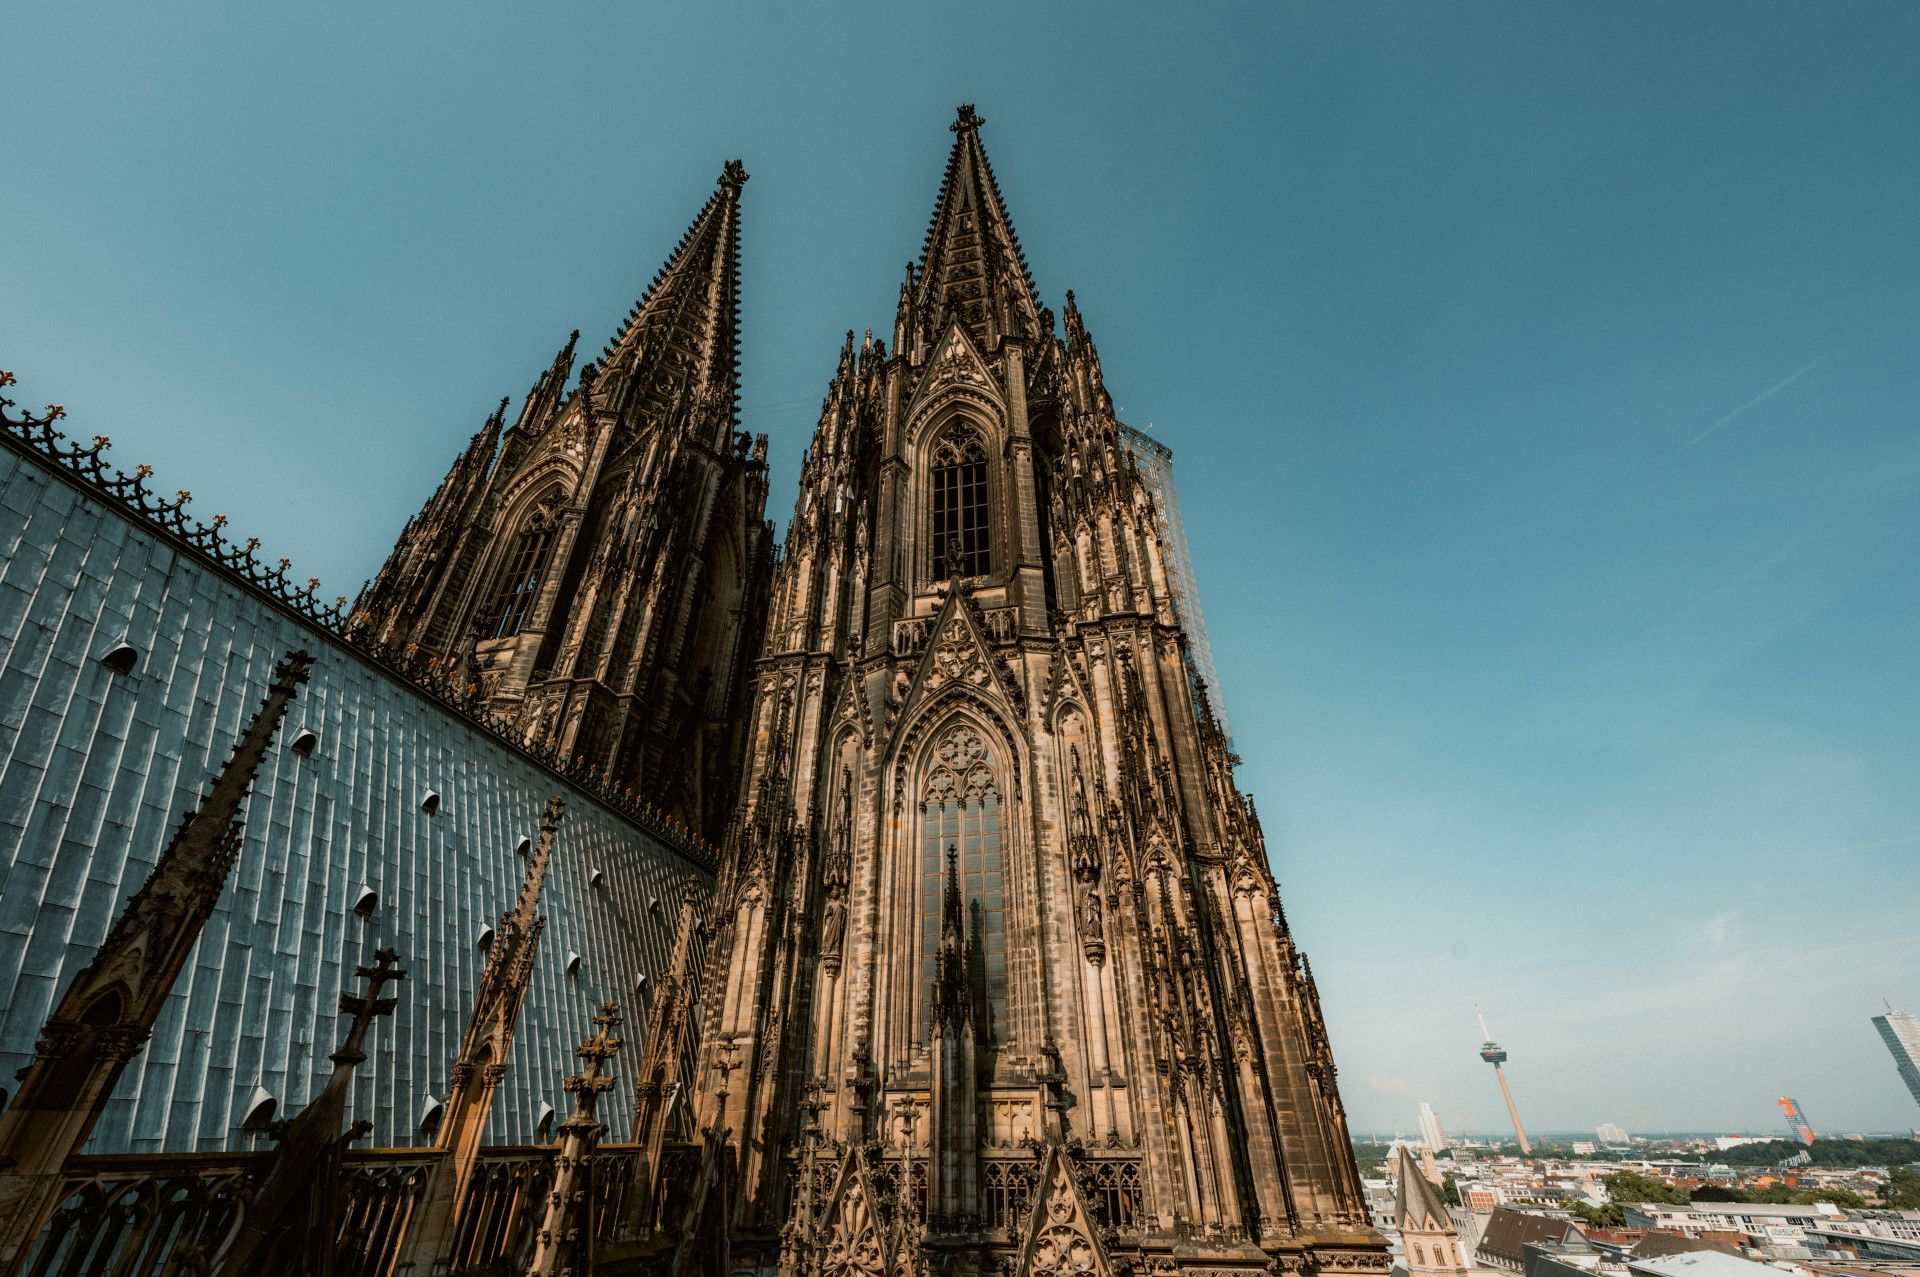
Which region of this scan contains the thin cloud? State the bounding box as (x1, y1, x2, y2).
(1698, 909, 1740, 949)
(1687, 360, 1820, 447)
(1367, 1072, 1411, 1094)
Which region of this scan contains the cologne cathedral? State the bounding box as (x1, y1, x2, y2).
(0, 108, 1382, 1277)
(662, 105, 1379, 1274)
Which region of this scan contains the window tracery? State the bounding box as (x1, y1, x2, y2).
(917, 724, 1006, 1042)
(929, 428, 989, 578)
(486, 492, 562, 639)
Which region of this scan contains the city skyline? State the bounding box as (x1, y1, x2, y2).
(6, 1, 1917, 1134)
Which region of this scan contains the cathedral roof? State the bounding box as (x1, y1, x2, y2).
(910, 104, 1046, 349)
(597, 160, 748, 432)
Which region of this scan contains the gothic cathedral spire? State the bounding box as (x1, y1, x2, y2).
(901, 103, 1047, 357)
(352, 163, 773, 841)
(691, 106, 1385, 1276)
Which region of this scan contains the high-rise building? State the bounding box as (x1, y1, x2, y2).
(684, 104, 1383, 1274)
(1874, 1007, 1920, 1109)
(1597, 1122, 1630, 1144)
(1420, 1101, 1450, 1154)
(1778, 1096, 1816, 1145)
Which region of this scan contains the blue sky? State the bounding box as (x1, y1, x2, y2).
(6, 2, 1917, 1137)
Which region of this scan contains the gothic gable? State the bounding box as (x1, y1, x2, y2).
(817, 1148, 892, 1277)
(885, 591, 1025, 780)
(1017, 1147, 1114, 1277)
(1043, 649, 1092, 728)
(906, 321, 1003, 427)
(829, 672, 877, 748)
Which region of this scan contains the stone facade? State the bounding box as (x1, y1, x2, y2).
(685, 106, 1385, 1276)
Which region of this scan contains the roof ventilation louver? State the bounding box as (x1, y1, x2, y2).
(100, 642, 139, 675)
(242, 1085, 278, 1132)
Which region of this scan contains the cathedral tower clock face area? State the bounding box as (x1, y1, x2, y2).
(693, 106, 1384, 1272)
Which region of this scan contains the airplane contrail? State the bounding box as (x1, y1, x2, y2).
(1687, 359, 1820, 447)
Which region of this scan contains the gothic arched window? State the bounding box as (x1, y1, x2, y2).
(486, 495, 560, 639)
(918, 725, 1006, 1042)
(929, 429, 990, 579)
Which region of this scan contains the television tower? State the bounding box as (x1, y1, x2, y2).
(1476, 1002, 1531, 1155)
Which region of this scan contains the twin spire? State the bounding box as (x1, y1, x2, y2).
(594, 159, 750, 427)
(591, 104, 1039, 422)
(910, 103, 1047, 348)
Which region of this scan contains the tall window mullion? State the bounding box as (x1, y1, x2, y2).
(917, 733, 1007, 1045)
(487, 525, 554, 638)
(930, 432, 990, 578)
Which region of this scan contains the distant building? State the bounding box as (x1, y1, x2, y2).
(1810, 1224, 1920, 1262)
(1598, 1124, 1631, 1144)
(1623, 1250, 1781, 1277)
(1873, 1009, 1920, 1109)
(1622, 1202, 1843, 1239)
(1476, 1208, 1585, 1272)
(1423, 1102, 1452, 1153)
(1468, 1186, 1505, 1212)
(1573, 1142, 1598, 1156)
(1778, 1096, 1816, 1145)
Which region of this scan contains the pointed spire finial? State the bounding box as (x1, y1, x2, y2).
(942, 843, 964, 946)
(951, 103, 985, 135)
(719, 158, 749, 191)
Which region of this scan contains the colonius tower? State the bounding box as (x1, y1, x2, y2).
(681, 106, 1384, 1277)
(352, 161, 773, 841)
